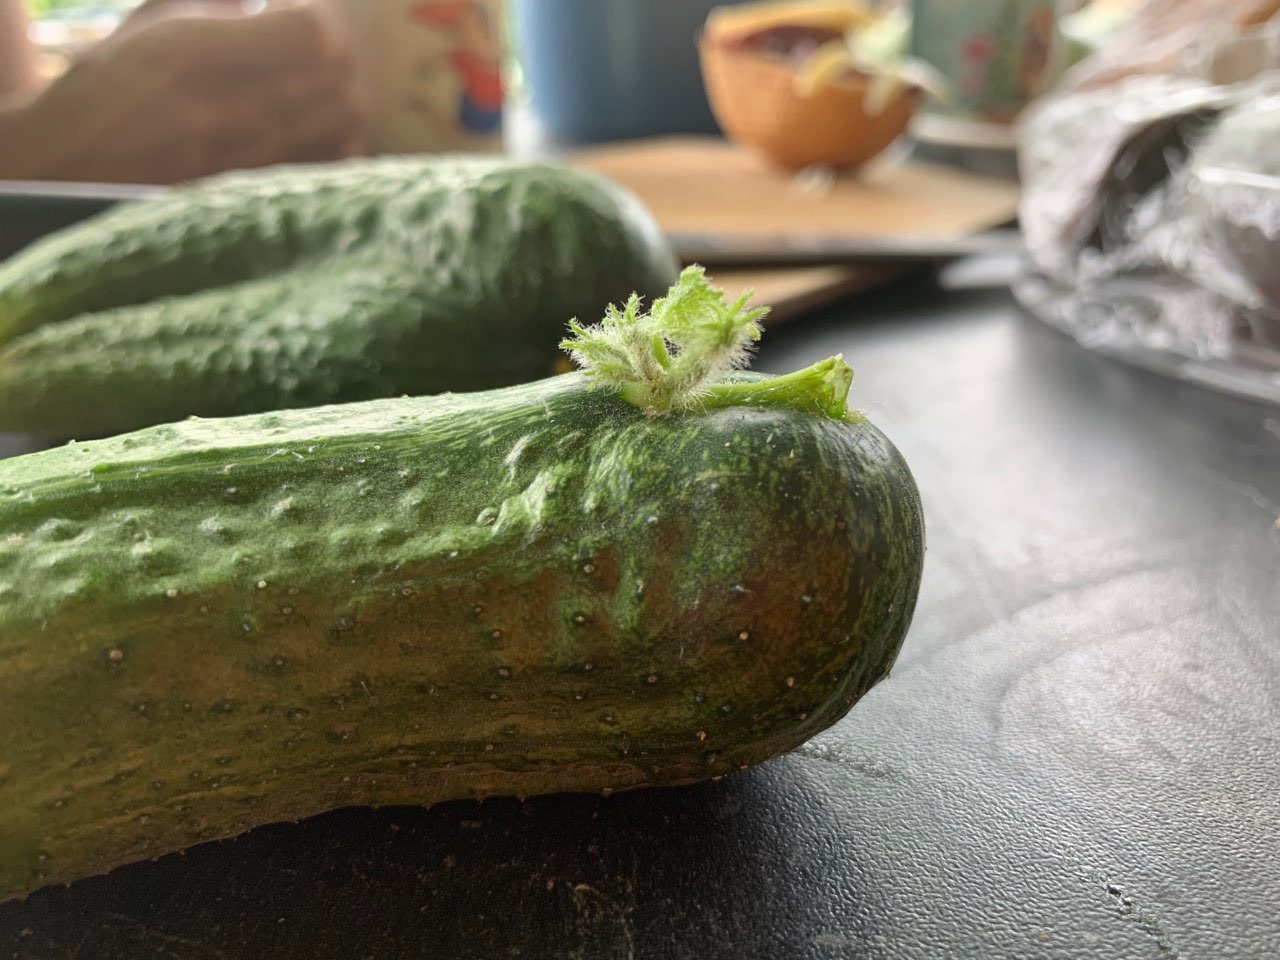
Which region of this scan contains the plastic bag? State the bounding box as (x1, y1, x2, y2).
(1015, 18, 1280, 404)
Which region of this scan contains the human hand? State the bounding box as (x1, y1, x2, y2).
(6, 0, 364, 183)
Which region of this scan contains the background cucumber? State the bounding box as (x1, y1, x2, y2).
(0, 157, 679, 438)
(0, 372, 924, 902)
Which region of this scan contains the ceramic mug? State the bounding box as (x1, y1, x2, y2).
(512, 0, 752, 143)
(910, 0, 1062, 148)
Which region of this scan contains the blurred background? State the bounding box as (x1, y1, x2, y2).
(3, 0, 1280, 398)
(14, 0, 1080, 151)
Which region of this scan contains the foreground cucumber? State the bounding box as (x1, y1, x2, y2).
(0, 272, 924, 901)
(0, 157, 678, 438)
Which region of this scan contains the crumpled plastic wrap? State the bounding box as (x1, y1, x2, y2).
(1015, 19, 1280, 404)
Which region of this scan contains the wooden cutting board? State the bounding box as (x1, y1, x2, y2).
(571, 136, 1021, 322)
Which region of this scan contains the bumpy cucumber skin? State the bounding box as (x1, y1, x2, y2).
(0, 157, 679, 438)
(0, 374, 925, 902)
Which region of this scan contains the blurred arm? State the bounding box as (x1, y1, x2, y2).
(0, 0, 35, 99)
(0, 1, 364, 183)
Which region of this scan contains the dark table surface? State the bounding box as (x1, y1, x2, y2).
(1, 262, 1278, 959)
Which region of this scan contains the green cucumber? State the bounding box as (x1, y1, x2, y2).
(0, 157, 678, 438)
(0, 271, 925, 902)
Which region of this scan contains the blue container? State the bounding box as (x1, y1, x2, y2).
(513, 0, 750, 143)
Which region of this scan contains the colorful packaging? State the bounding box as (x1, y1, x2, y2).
(328, 0, 505, 154)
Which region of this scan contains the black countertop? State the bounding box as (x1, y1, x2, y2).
(2, 266, 1278, 959)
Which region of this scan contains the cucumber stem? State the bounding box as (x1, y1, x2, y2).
(561, 266, 856, 420)
(699, 355, 857, 420)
